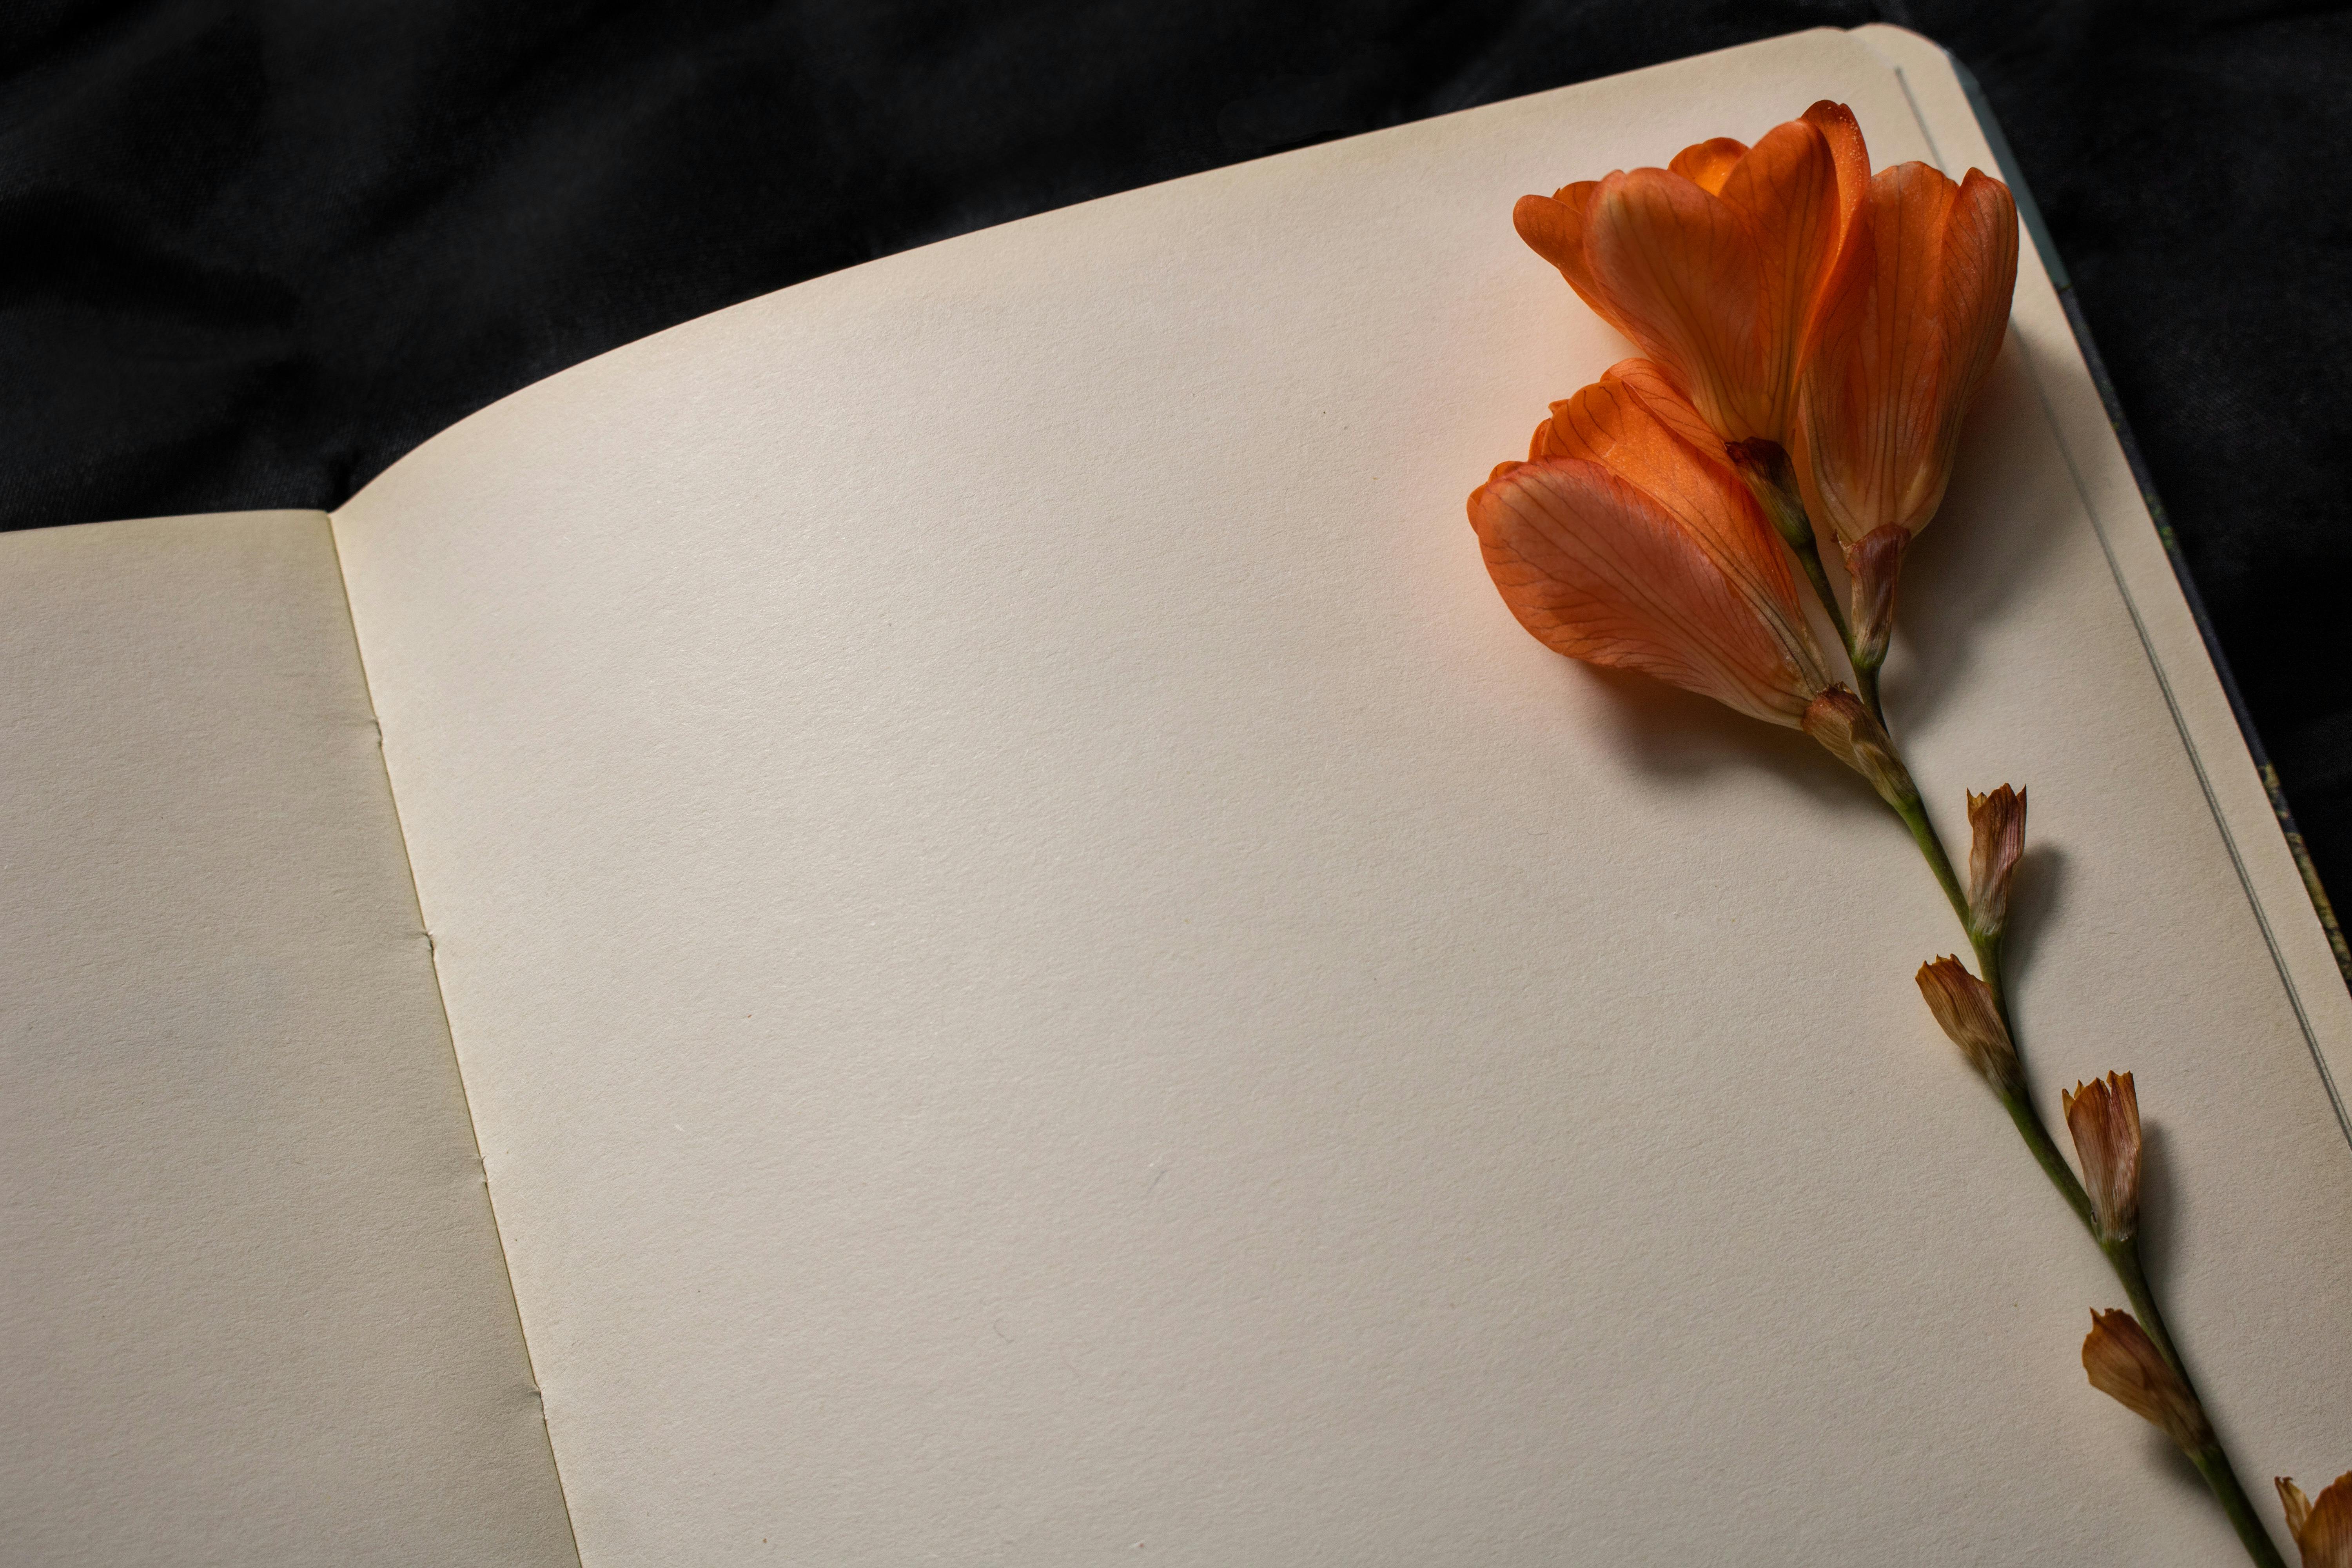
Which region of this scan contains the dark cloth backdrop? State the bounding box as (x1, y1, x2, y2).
(6, 1, 2351, 895)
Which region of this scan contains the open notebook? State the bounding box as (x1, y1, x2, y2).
(9, 25, 2347, 1566)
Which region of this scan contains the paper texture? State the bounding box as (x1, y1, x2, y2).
(334, 28, 2352, 1565)
(0, 514, 577, 1566)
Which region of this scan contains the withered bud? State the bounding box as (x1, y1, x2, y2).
(1966, 784, 2027, 941)
(2277, 1473, 2352, 1568)
(1803, 686, 1916, 811)
(2083, 1308, 2212, 1455)
(1844, 524, 1907, 675)
(2062, 1072, 2142, 1245)
(1915, 956, 2022, 1094)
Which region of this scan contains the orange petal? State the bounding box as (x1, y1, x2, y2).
(1797, 162, 2019, 547)
(1711, 119, 1845, 436)
(1937, 169, 2021, 439)
(1668, 136, 1747, 196)
(1797, 163, 1958, 544)
(1514, 182, 1614, 324)
(1534, 362, 1797, 633)
(1468, 457, 1827, 726)
(1578, 121, 1840, 447)
(1605, 357, 1727, 457)
(1578, 168, 1772, 443)
(1801, 100, 1871, 247)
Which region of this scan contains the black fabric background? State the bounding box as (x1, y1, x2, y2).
(5, 1, 2350, 893)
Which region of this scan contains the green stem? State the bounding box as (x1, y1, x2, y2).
(1888, 788, 1970, 933)
(1852, 658, 1884, 728)
(2105, 1241, 2287, 1568)
(1792, 534, 1857, 655)
(2190, 1445, 2293, 1568)
(1729, 442, 1874, 719)
(1996, 1083, 2097, 1232)
(1875, 731, 2289, 1568)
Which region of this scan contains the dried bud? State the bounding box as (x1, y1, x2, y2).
(1966, 784, 2027, 940)
(2278, 1473, 2352, 1568)
(2083, 1309, 2211, 1455)
(2063, 1072, 2142, 1245)
(1844, 524, 1906, 675)
(1803, 686, 1916, 810)
(1915, 956, 2022, 1094)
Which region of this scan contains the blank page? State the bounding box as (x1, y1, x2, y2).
(0, 514, 577, 1566)
(333, 27, 2352, 1566)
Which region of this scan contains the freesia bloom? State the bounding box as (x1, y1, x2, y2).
(2278, 1474, 2352, 1568)
(2063, 1072, 2142, 1245)
(1915, 956, 2021, 1093)
(2083, 1308, 2211, 1455)
(1966, 784, 2027, 940)
(1468, 361, 1834, 727)
(1795, 158, 2020, 661)
(1514, 102, 1867, 453)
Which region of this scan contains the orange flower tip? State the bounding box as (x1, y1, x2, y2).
(2063, 1071, 2142, 1245)
(1965, 784, 2028, 941)
(1913, 955, 2021, 1094)
(1799, 101, 1870, 219)
(2281, 1479, 2314, 1541)
(2082, 1308, 2212, 1455)
(1666, 136, 1746, 196)
(1512, 189, 1590, 278)
(2278, 1471, 2352, 1568)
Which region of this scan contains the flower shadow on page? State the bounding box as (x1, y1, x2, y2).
(1996, 838, 2071, 1002)
(2134, 1115, 2186, 1281)
(1873, 341, 2075, 724)
(1563, 656, 1884, 822)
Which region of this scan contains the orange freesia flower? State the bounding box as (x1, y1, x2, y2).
(2278, 1474, 2352, 1568)
(1795, 160, 2020, 659)
(1513, 102, 1867, 454)
(1468, 361, 1832, 726)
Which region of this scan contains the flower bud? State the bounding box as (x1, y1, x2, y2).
(2276, 1473, 2352, 1568)
(2063, 1072, 2142, 1245)
(1965, 784, 2027, 941)
(1915, 956, 2022, 1094)
(2083, 1308, 2211, 1455)
(1844, 524, 1906, 675)
(1802, 685, 1916, 810)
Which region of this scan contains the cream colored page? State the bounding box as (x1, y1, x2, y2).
(332, 29, 2351, 1566)
(0, 514, 577, 1567)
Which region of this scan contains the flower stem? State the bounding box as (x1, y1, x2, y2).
(2104, 1239, 2288, 1568)
(1727, 441, 1877, 719)
(1876, 733, 2288, 1568)
(1792, 537, 1858, 655)
(2189, 1444, 2293, 1568)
